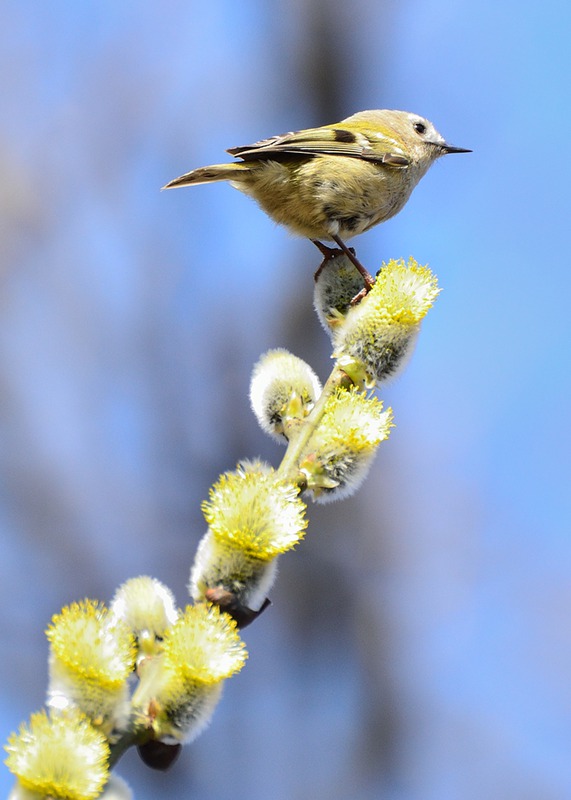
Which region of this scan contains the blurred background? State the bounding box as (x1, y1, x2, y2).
(1, 1, 570, 798)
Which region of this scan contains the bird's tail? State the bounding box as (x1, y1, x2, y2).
(162, 162, 250, 190)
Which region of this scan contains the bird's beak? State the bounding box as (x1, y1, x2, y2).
(441, 143, 472, 154)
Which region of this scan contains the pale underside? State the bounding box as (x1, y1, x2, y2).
(231, 156, 419, 241)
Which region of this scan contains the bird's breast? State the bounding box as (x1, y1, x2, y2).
(311, 159, 414, 238)
(236, 156, 414, 241)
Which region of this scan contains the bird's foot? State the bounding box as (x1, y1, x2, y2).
(311, 239, 350, 281)
(331, 235, 375, 291)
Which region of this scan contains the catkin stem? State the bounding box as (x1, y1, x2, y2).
(108, 725, 149, 769)
(276, 365, 354, 485)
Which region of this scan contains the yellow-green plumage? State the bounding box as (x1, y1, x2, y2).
(164, 109, 469, 247)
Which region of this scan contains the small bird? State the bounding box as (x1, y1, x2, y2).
(163, 109, 470, 287)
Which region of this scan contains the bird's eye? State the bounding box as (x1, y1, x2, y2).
(413, 121, 427, 135)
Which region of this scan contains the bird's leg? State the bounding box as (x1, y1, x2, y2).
(311, 238, 375, 290)
(311, 239, 341, 260)
(330, 235, 375, 291)
(311, 239, 344, 281)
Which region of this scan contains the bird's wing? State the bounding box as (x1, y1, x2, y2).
(227, 126, 410, 168)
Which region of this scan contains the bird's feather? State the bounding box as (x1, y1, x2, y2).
(227, 126, 410, 168)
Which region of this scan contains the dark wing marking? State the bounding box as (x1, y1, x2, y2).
(227, 126, 410, 168)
